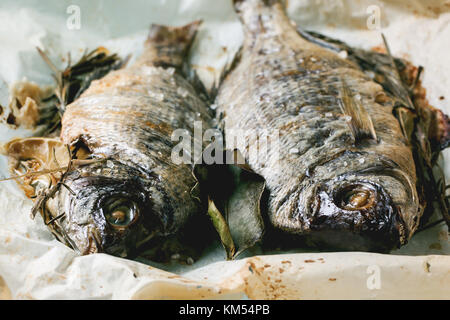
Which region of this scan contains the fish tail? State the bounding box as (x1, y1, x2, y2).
(138, 20, 202, 69)
(233, 0, 289, 36)
(233, 0, 284, 9)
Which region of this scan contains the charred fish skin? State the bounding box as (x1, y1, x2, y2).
(215, 0, 420, 252)
(49, 21, 213, 258)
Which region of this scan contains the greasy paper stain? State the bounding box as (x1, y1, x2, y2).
(0, 275, 12, 300)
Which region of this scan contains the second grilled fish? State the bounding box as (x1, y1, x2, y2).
(215, 0, 434, 252)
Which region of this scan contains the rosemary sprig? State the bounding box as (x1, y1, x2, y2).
(36, 46, 125, 135)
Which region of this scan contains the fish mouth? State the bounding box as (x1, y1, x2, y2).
(58, 221, 105, 256)
(307, 180, 408, 252)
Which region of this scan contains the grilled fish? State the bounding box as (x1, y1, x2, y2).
(215, 0, 448, 252)
(29, 21, 213, 258)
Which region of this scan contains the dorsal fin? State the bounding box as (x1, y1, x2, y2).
(134, 20, 202, 69)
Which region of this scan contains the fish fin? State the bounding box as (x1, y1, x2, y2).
(233, 0, 285, 9)
(393, 106, 416, 144)
(138, 20, 202, 69)
(296, 28, 346, 53)
(296, 29, 416, 111)
(338, 79, 377, 143)
(380, 34, 415, 110)
(299, 29, 450, 151)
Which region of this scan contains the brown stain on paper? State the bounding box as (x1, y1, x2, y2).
(242, 257, 301, 300)
(0, 276, 12, 300)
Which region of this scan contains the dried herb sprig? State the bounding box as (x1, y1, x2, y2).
(37, 47, 126, 135)
(28, 145, 107, 252)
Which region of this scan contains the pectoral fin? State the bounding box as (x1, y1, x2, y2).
(338, 79, 377, 143)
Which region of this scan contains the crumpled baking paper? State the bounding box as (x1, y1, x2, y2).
(0, 0, 449, 300)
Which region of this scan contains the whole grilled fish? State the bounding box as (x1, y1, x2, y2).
(40, 21, 213, 258)
(215, 0, 443, 252)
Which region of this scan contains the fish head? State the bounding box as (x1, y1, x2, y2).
(293, 151, 420, 252)
(46, 160, 164, 258)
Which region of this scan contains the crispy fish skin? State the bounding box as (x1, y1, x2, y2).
(215, 0, 421, 251)
(50, 21, 212, 257)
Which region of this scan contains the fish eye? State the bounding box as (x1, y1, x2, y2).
(102, 198, 139, 228)
(335, 184, 376, 210)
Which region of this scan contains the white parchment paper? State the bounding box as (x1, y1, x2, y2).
(0, 0, 449, 299)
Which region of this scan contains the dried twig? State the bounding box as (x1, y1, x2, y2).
(416, 219, 445, 233)
(36, 46, 124, 134)
(0, 158, 105, 183)
(28, 151, 106, 220)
